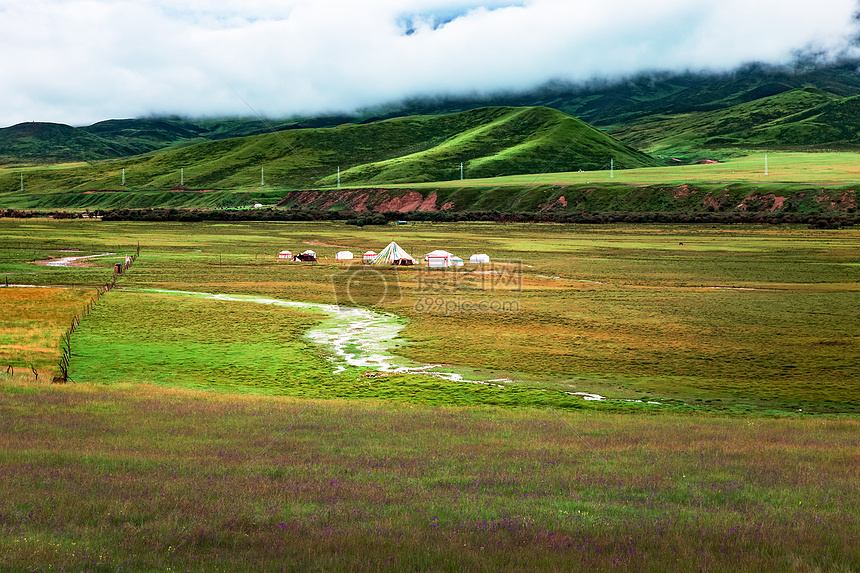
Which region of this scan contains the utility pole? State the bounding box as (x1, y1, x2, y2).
(122, 168, 125, 186)
(460, 162, 464, 181)
(610, 158, 614, 178)
(181, 168, 184, 187)
(337, 166, 340, 188)
(20, 173, 23, 192)
(261, 167, 265, 186)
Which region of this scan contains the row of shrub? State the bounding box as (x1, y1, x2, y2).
(2, 207, 858, 227)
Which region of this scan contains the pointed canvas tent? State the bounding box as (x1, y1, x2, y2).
(368, 241, 417, 266)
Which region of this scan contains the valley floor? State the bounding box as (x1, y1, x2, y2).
(1, 219, 858, 570)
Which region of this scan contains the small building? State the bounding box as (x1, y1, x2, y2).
(278, 250, 293, 260)
(469, 253, 490, 264)
(335, 250, 354, 262)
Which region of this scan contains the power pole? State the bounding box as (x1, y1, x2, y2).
(610, 158, 614, 178)
(181, 168, 184, 186)
(460, 162, 464, 181)
(337, 166, 340, 188)
(20, 173, 23, 192)
(261, 167, 265, 186)
(122, 168, 125, 186)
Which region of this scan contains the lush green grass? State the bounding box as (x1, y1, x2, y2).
(400, 151, 860, 187)
(1, 383, 858, 572)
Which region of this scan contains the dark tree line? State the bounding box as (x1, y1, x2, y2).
(2, 207, 857, 227)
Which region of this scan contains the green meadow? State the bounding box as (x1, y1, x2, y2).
(1, 218, 859, 571)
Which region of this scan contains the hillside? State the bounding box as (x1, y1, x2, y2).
(372, 60, 860, 129)
(607, 88, 842, 157)
(0, 106, 659, 200)
(4, 60, 860, 169)
(607, 88, 860, 158)
(0, 122, 138, 165)
(0, 115, 360, 166)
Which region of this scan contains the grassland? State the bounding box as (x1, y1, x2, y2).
(1, 383, 857, 572)
(2, 219, 858, 412)
(1, 219, 858, 570)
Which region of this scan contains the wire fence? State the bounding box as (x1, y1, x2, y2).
(54, 244, 140, 383)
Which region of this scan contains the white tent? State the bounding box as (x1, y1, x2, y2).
(362, 250, 377, 263)
(335, 250, 354, 261)
(425, 249, 457, 268)
(277, 250, 293, 260)
(469, 253, 490, 264)
(451, 256, 464, 267)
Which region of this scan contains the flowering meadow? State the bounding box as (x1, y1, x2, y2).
(1, 383, 858, 572)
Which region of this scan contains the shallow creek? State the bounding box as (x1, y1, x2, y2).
(145, 290, 511, 387)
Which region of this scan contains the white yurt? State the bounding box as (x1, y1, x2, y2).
(335, 250, 354, 262)
(425, 249, 456, 268)
(450, 256, 464, 267)
(278, 250, 293, 260)
(469, 253, 490, 264)
(362, 250, 377, 263)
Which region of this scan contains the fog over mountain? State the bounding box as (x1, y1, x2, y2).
(2, 0, 859, 127)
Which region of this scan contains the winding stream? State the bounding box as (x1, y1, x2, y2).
(144, 290, 509, 387)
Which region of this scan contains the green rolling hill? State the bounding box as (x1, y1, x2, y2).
(0, 115, 360, 167)
(0, 122, 139, 165)
(607, 87, 860, 159)
(0, 106, 658, 203)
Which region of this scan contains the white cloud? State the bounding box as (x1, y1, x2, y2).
(1, 0, 859, 126)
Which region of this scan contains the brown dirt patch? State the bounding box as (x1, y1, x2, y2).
(374, 191, 426, 213)
(418, 191, 439, 211)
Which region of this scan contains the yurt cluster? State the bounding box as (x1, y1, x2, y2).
(277, 241, 490, 267)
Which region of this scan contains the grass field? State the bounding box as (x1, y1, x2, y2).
(1, 219, 859, 570)
(1, 383, 857, 572)
(2, 218, 858, 412)
(391, 151, 860, 188)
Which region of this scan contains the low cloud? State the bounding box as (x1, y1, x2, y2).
(2, 0, 859, 126)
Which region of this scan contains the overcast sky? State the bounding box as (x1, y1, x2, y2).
(2, 0, 859, 127)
